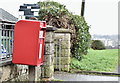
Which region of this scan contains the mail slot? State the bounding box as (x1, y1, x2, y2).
(12, 20, 46, 66)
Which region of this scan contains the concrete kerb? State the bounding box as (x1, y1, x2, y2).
(71, 70, 120, 77)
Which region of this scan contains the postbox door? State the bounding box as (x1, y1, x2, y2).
(37, 30, 45, 65)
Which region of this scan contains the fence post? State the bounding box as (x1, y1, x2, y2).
(0, 23, 2, 82)
(56, 43, 57, 69)
(0, 24, 2, 61)
(59, 39, 61, 71)
(41, 26, 57, 80)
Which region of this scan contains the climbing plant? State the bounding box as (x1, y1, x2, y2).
(38, 1, 91, 60)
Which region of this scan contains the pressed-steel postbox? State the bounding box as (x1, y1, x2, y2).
(12, 20, 46, 66)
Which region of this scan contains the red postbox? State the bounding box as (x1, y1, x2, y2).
(12, 20, 46, 66)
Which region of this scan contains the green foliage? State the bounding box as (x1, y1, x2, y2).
(91, 40, 106, 50)
(72, 15, 91, 60)
(38, 1, 91, 60)
(71, 49, 118, 72)
(38, 1, 71, 28)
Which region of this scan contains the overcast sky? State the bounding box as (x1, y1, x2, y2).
(0, 0, 119, 35)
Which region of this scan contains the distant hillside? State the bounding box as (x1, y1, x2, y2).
(92, 34, 118, 49)
(92, 34, 118, 40)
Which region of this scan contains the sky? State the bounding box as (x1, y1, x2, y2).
(0, 0, 119, 35)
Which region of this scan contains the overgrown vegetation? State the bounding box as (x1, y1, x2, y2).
(70, 49, 118, 72)
(72, 15, 91, 60)
(91, 40, 106, 50)
(38, 1, 91, 60)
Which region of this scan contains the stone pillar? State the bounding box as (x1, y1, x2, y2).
(54, 28, 72, 71)
(41, 26, 57, 79)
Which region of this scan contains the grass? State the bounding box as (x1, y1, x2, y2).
(71, 49, 118, 72)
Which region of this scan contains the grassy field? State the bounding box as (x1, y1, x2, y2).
(71, 49, 118, 72)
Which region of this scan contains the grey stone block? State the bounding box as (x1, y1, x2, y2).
(45, 32, 54, 43)
(54, 40, 71, 49)
(64, 49, 71, 57)
(42, 65, 54, 78)
(54, 56, 70, 65)
(54, 48, 70, 57)
(54, 33, 65, 41)
(64, 33, 71, 41)
(54, 65, 70, 71)
(44, 43, 54, 55)
(43, 54, 54, 66)
(61, 40, 71, 49)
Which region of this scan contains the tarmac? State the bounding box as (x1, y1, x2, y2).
(54, 72, 119, 81)
(54, 63, 120, 81)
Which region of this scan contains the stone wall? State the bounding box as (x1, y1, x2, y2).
(54, 28, 71, 71)
(0, 26, 57, 82)
(0, 27, 71, 81)
(0, 64, 29, 81)
(0, 61, 42, 82)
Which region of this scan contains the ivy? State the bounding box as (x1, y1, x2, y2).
(37, 1, 91, 61)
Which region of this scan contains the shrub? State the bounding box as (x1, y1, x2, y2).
(91, 40, 106, 50)
(37, 1, 91, 60)
(72, 15, 91, 60)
